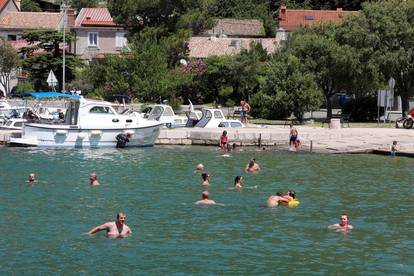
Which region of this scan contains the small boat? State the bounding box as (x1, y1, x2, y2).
(144, 104, 189, 128)
(1, 118, 26, 130)
(9, 92, 163, 148)
(195, 108, 245, 128)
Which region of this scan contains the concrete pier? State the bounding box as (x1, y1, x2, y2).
(2, 125, 414, 156)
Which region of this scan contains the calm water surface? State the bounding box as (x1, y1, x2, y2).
(0, 146, 413, 275)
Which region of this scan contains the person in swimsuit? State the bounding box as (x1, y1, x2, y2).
(289, 124, 298, 149)
(266, 192, 290, 207)
(85, 212, 132, 238)
(390, 140, 398, 156)
(328, 213, 353, 231)
(89, 172, 100, 186)
(28, 173, 37, 183)
(245, 158, 260, 173)
(201, 173, 210, 186)
(195, 191, 216, 205)
(219, 130, 228, 150)
(234, 175, 244, 189)
(240, 100, 251, 125)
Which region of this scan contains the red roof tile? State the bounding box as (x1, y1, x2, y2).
(75, 8, 116, 27)
(279, 6, 359, 31)
(0, 0, 8, 10)
(0, 11, 62, 29)
(188, 37, 278, 58)
(205, 19, 264, 37)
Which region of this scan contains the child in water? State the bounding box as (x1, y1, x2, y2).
(390, 141, 398, 156)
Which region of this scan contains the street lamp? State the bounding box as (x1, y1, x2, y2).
(61, 0, 68, 92)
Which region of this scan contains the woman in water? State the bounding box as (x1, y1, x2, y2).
(201, 173, 210, 186)
(234, 175, 244, 189)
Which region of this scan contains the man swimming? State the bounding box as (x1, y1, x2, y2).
(266, 192, 290, 207)
(89, 172, 100, 186)
(245, 158, 260, 173)
(328, 213, 353, 231)
(195, 163, 205, 174)
(85, 212, 132, 238)
(195, 191, 216, 205)
(28, 173, 37, 183)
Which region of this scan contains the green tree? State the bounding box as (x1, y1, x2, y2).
(0, 41, 20, 97)
(86, 28, 192, 102)
(251, 53, 322, 121)
(21, 0, 42, 12)
(69, 0, 99, 10)
(356, 0, 414, 115)
(287, 25, 353, 118)
(19, 30, 81, 91)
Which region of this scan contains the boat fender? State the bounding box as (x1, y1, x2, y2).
(55, 129, 68, 136)
(77, 133, 87, 140)
(90, 130, 102, 136)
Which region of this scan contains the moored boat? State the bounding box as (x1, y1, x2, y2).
(9, 92, 163, 148)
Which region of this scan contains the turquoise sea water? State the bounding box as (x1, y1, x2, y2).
(0, 146, 413, 275)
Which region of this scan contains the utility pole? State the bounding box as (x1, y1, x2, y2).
(61, 0, 68, 92)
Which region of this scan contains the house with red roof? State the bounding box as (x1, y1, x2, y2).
(72, 8, 127, 61)
(276, 5, 359, 44)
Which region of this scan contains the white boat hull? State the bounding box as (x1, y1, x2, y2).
(9, 124, 162, 148)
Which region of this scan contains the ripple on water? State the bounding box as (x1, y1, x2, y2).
(0, 147, 413, 275)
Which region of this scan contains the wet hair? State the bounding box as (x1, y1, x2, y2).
(117, 212, 126, 219)
(202, 191, 209, 199)
(288, 190, 296, 199)
(342, 213, 349, 220)
(201, 173, 209, 181)
(234, 175, 242, 186)
(248, 160, 254, 168)
(276, 192, 282, 196)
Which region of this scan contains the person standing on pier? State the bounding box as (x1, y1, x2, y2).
(289, 124, 298, 150)
(240, 100, 251, 125)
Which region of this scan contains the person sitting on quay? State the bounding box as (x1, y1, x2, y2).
(245, 158, 260, 173)
(85, 212, 132, 238)
(266, 192, 290, 207)
(201, 173, 210, 186)
(328, 213, 353, 231)
(390, 140, 398, 156)
(219, 130, 228, 150)
(195, 191, 216, 205)
(89, 172, 100, 186)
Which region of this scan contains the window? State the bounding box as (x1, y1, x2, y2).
(231, 122, 242, 127)
(7, 34, 17, 41)
(116, 32, 127, 48)
(89, 106, 113, 114)
(88, 32, 98, 47)
(214, 111, 223, 119)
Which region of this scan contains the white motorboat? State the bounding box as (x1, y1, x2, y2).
(144, 104, 188, 128)
(1, 118, 26, 130)
(9, 92, 163, 148)
(195, 108, 245, 128)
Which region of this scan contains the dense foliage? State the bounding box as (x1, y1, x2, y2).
(21, 0, 42, 12)
(0, 41, 20, 97)
(19, 30, 82, 92)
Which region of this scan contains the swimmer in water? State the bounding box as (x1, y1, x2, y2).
(85, 212, 132, 238)
(195, 191, 216, 205)
(201, 173, 210, 186)
(234, 175, 244, 189)
(89, 172, 100, 186)
(245, 158, 260, 173)
(266, 192, 289, 207)
(328, 213, 353, 231)
(195, 163, 204, 174)
(27, 173, 37, 183)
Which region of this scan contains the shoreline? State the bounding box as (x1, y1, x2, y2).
(1, 125, 414, 157)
